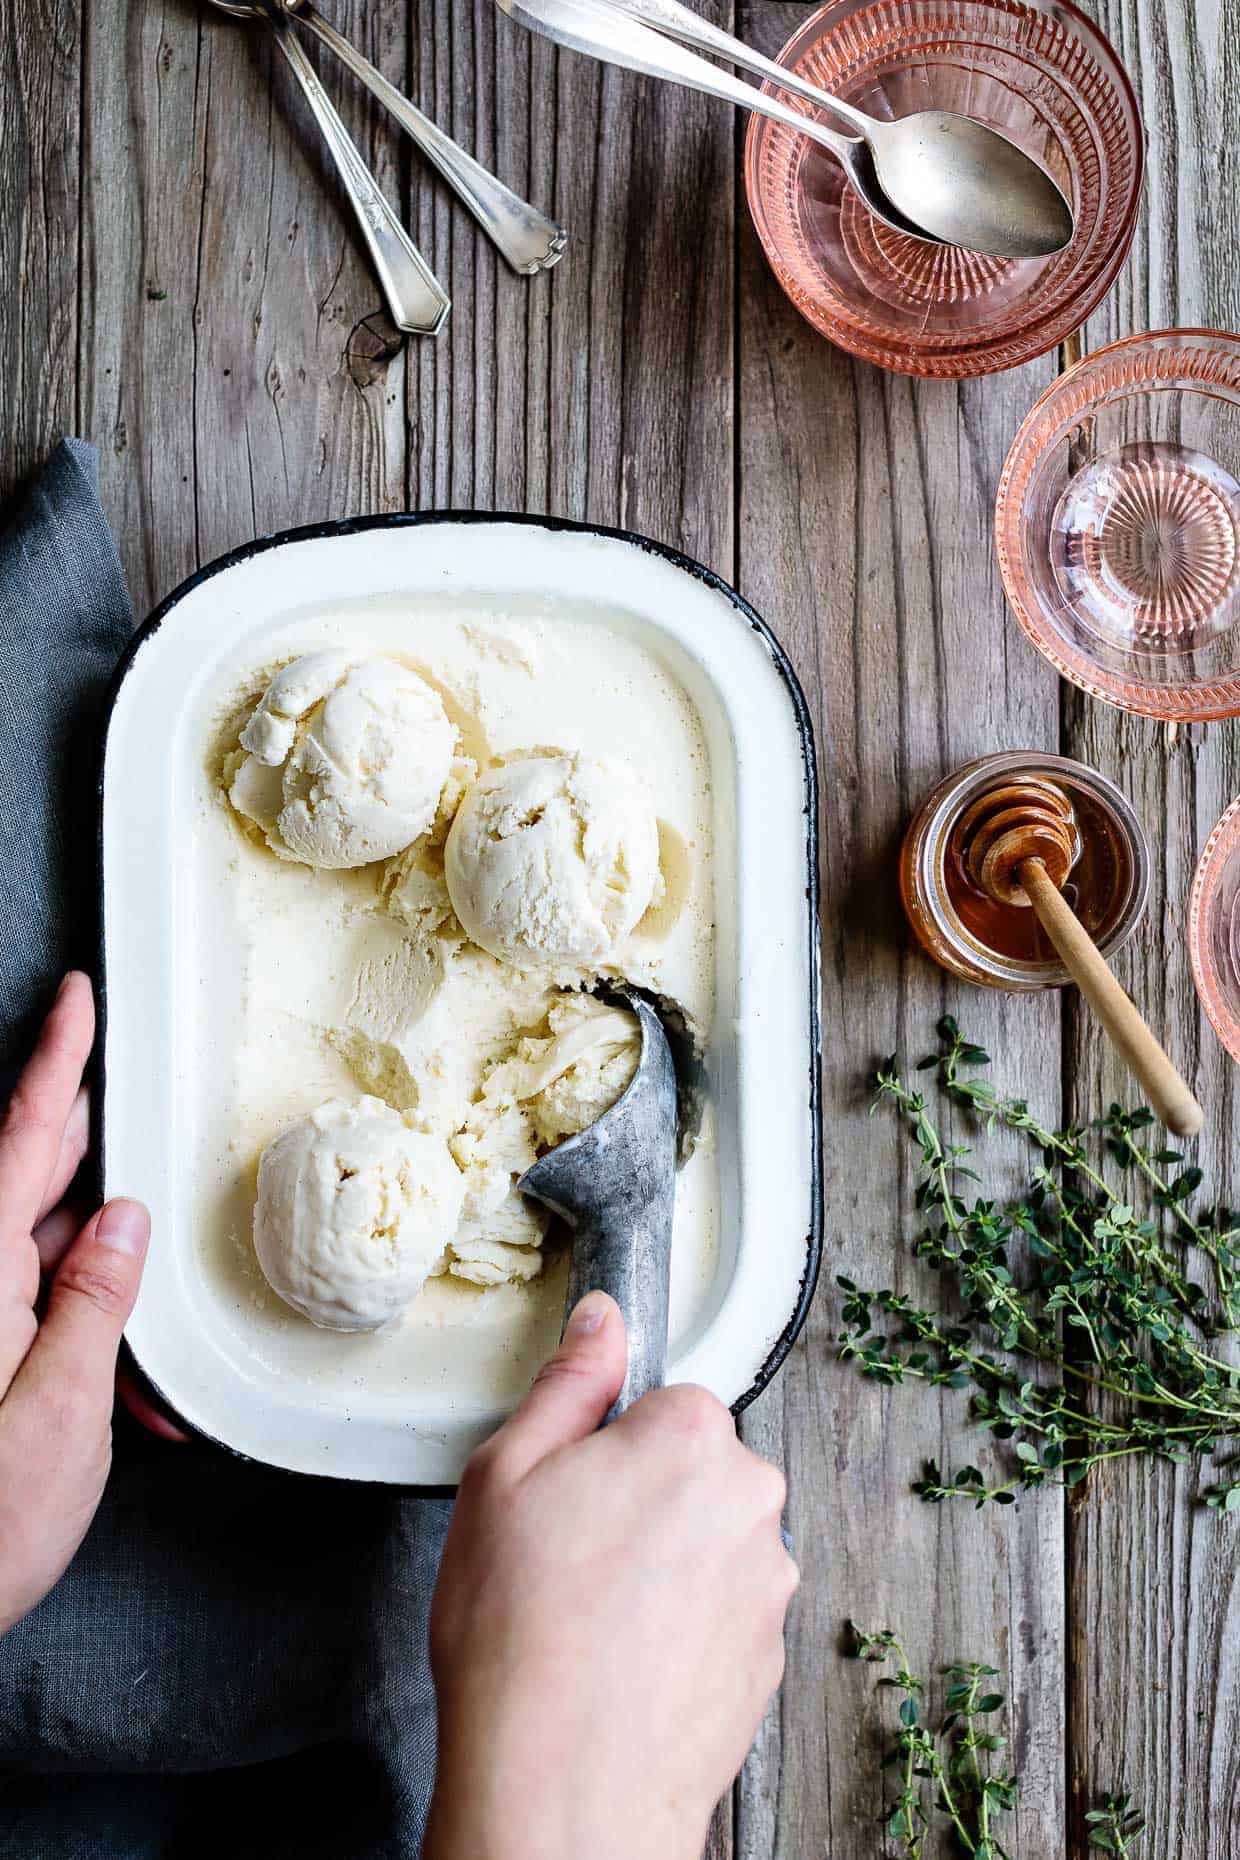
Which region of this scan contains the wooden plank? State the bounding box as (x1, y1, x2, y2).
(407, 0, 735, 571)
(0, 0, 81, 502)
(1062, 0, 1240, 1852)
(735, 7, 1066, 1852)
(80, 0, 410, 615)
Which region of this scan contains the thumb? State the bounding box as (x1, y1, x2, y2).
(489, 1291, 627, 1479)
(22, 1199, 151, 1409)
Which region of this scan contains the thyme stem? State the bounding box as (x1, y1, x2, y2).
(841, 1020, 1240, 1514)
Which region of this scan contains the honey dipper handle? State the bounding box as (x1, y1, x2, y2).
(1019, 860, 1205, 1139)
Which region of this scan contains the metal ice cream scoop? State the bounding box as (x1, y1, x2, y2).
(519, 992, 678, 1419)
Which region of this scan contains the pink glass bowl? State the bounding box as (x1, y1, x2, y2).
(996, 331, 1240, 720)
(1190, 798, 1240, 1065)
(743, 0, 1143, 379)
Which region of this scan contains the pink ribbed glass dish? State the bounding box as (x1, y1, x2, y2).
(996, 331, 1240, 719)
(743, 0, 1142, 378)
(1190, 798, 1240, 1065)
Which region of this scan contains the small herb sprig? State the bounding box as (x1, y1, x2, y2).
(1084, 1795, 1148, 1855)
(849, 1623, 1015, 1857)
(839, 1020, 1240, 1511)
(847, 1622, 1145, 1857)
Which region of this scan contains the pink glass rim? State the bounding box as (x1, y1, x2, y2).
(1189, 796, 1240, 1064)
(742, 0, 1145, 379)
(995, 327, 1240, 721)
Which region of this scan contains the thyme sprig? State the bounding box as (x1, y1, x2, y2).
(849, 1622, 1014, 1858)
(848, 1623, 1144, 1857)
(1084, 1794, 1148, 1855)
(839, 1020, 1240, 1511)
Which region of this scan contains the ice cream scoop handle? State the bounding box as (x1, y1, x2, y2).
(564, 1194, 673, 1418)
(521, 993, 679, 1420)
(1019, 859, 1205, 1139)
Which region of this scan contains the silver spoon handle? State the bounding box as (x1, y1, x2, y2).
(502, 0, 859, 164)
(291, 1, 568, 275)
(260, 2, 449, 334)
(587, 0, 872, 137)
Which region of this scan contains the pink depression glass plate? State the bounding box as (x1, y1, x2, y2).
(744, 0, 1143, 378)
(996, 330, 1240, 720)
(1190, 798, 1240, 1066)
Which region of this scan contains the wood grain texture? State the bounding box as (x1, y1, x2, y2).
(405, 0, 734, 565)
(0, 0, 81, 502)
(80, 0, 412, 615)
(734, 9, 1066, 1855)
(1061, 0, 1240, 1852)
(13, 0, 1240, 1851)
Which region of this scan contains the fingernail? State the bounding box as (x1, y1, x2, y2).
(97, 1199, 150, 1256)
(565, 1291, 609, 1337)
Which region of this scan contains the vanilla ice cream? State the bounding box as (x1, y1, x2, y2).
(481, 993, 641, 1147)
(192, 600, 716, 1412)
(254, 1096, 465, 1331)
(229, 652, 455, 867)
(444, 753, 661, 969)
(440, 993, 640, 1282)
(340, 947, 642, 1287)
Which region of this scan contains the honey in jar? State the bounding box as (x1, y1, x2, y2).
(900, 752, 1150, 990)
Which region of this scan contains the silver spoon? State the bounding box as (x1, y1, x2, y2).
(207, 0, 450, 335)
(275, 0, 568, 274)
(496, 0, 927, 245)
(595, 0, 1073, 258)
(497, 0, 1075, 258)
(520, 993, 677, 1418)
(586, 0, 1073, 258)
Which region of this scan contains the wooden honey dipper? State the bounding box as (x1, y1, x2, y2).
(958, 778, 1205, 1139)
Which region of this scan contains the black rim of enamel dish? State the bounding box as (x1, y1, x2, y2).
(97, 511, 824, 1489)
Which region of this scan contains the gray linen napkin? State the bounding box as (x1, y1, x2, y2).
(0, 442, 449, 1860)
(0, 439, 131, 1068)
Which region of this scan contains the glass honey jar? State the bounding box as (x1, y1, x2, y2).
(900, 751, 1151, 990)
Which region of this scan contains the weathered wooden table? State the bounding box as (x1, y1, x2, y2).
(5, 0, 1239, 1850)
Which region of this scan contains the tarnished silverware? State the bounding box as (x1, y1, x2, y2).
(593, 0, 1073, 257)
(206, 0, 450, 335)
(279, 0, 567, 274)
(496, 0, 1074, 258)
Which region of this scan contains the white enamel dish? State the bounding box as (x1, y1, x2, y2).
(101, 516, 822, 1484)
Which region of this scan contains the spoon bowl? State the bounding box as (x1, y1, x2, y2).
(863, 109, 1073, 258)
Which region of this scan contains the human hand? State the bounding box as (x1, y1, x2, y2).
(423, 1292, 797, 1860)
(0, 972, 151, 1635)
